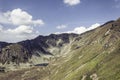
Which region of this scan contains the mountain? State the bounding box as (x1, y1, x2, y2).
(0, 18, 120, 80)
(50, 18, 120, 80)
(0, 33, 78, 69)
(0, 42, 10, 50)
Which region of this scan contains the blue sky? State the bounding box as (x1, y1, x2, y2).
(0, 0, 120, 42)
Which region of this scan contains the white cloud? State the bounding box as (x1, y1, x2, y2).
(0, 8, 44, 42)
(0, 25, 3, 31)
(68, 23, 100, 34)
(0, 8, 44, 26)
(67, 26, 86, 34)
(63, 0, 81, 6)
(55, 23, 100, 34)
(87, 23, 100, 31)
(0, 25, 39, 42)
(6, 25, 33, 34)
(0, 13, 10, 24)
(56, 25, 67, 29)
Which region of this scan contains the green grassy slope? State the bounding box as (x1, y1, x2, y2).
(50, 19, 120, 80)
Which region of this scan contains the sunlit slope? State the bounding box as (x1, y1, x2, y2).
(50, 19, 120, 80)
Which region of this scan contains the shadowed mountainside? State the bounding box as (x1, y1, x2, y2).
(0, 33, 78, 69)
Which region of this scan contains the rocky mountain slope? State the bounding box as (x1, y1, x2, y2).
(0, 18, 120, 80)
(0, 33, 78, 70)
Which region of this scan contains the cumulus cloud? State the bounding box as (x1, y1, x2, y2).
(56, 25, 67, 29)
(0, 25, 39, 42)
(68, 23, 100, 34)
(6, 25, 33, 34)
(67, 26, 86, 34)
(0, 8, 44, 42)
(0, 8, 44, 26)
(63, 0, 81, 6)
(0, 25, 3, 31)
(0, 13, 10, 24)
(55, 23, 100, 34)
(87, 23, 100, 31)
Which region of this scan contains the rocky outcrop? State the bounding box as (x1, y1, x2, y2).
(0, 44, 29, 65)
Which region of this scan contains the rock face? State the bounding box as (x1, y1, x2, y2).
(0, 44, 29, 65)
(0, 33, 78, 67)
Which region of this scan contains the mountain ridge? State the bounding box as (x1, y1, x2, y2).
(0, 18, 120, 80)
(0, 33, 78, 69)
